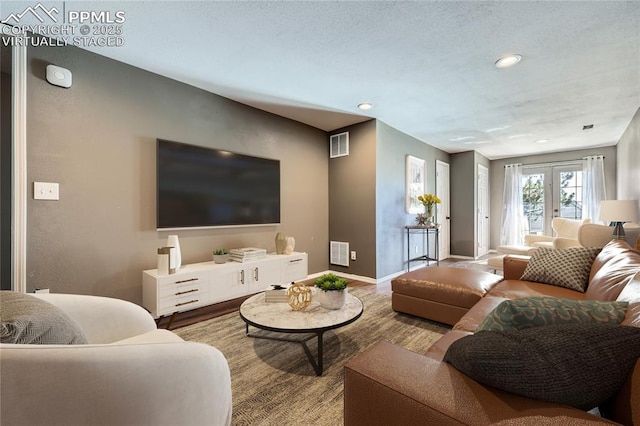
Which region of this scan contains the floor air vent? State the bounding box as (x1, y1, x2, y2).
(330, 132, 349, 158)
(330, 241, 349, 267)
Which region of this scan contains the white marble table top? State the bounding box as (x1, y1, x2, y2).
(239, 290, 363, 331)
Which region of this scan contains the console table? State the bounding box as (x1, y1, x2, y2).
(405, 226, 439, 271)
(142, 252, 308, 322)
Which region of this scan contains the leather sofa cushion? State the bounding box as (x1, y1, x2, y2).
(476, 297, 628, 332)
(444, 323, 640, 411)
(453, 295, 509, 332)
(617, 272, 640, 304)
(489, 280, 588, 300)
(587, 240, 640, 301)
(391, 267, 502, 309)
(520, 247, 601, 292)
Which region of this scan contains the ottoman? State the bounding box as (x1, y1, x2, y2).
(391, 267, 503, 325)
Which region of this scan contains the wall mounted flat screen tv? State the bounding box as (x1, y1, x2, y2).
(157, 139, 281, 229)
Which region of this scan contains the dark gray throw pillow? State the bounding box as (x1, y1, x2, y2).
(443, 323, 640, 410)
(0, 291, 88, 344)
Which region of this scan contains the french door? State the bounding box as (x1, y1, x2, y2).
(522, 164, 583, 236)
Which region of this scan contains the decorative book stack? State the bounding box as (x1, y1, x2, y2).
(229, 247, 267, 262)
(264, 288, 289, 303)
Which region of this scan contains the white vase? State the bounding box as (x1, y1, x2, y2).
(319, 289, 347, 310)
(275, 232, 287, 254)
(167, 235, 181, 271)
(284, 237, 295, 254)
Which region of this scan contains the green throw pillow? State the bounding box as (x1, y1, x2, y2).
(476, 297, 628, 332)
(520, 246, 601, 292)
(0, 291, 88, 344)
(444, 324, 640, 410)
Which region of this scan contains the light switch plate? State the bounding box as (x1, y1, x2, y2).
(34, 182, 59, 200)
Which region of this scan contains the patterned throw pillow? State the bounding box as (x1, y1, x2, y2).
(520, 246, 601, 292)
(476, 297, 628, 332)
(0, 291, 88, 344)
(444, 323, 640, 410)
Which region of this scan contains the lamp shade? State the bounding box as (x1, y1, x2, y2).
(598, 200, 640, 223)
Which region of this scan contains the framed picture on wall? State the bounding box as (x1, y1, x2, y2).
(406, 155, 425, 214)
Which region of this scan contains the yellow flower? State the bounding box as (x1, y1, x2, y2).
(417, 193, 441, 206)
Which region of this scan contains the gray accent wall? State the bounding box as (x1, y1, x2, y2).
(449, 151, 490, 258)
(328, 120, 377, 278)
(26, 44, 328, 303)
(376, 121, 450, 278)
(489, 146, 618, 249)
(327, 120, 450, 280)
(616, 107, 640, 200)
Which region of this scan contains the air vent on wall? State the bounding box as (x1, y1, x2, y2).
(330, 241, 349, 267)
(330, 132, 349, 158)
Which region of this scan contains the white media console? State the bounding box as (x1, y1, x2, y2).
(142, 252, 308, 318)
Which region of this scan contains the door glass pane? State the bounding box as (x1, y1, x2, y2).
(522, 174, 544, 235)
(559, 170, 583, 219)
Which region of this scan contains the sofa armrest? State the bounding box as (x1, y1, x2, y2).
(344, 341, 614, 425)
(503, 255, 530, 280)
(34, 293, 157, 343)
(0, 341, 232, 426)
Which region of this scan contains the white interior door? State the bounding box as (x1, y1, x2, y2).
(436, 160, 450, 260)
(477, 164, 489, 257)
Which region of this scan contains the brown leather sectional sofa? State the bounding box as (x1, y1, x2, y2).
(344, 240, 640, 425)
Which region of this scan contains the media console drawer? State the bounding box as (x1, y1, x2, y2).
(142, 252, 308, 318)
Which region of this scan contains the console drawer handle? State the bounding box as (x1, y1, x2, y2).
(175, 278, 198, 284)
(289, 259, 303, 263)
(175, 299, 198, 307)
(175, 289, 198, 296)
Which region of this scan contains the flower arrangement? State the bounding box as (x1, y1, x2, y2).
(416, 193, 441, 225)
(417, 193, 441, 207)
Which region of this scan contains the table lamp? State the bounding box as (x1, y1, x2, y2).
(598, 200, 640, 240)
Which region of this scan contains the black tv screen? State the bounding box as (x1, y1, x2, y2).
(157, 139, 281, 229)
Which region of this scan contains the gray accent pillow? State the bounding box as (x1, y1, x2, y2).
(1, 291, 88, 344)
(520, 246, 601, 292)
(476, 297, 628, 332)
(444, 324, 640, 410)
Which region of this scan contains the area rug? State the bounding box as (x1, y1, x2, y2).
(174, 288, 448, 425)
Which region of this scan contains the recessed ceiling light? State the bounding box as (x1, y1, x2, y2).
(485, 125, 510, 132)
(507, 133, 532, 139)
(357, 103, 373, 110)
(535, 139, 550, 144)
(450, 136, 475, 142)
(495, 54, 522, 69)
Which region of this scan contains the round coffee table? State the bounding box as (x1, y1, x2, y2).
(239, 291, 363, 376)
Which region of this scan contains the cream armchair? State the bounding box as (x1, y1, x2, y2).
(577, 223, 640, 249)
(497, 217, 590, 255)
(1, 293, 232, 426)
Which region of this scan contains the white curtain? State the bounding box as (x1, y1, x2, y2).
(501, 164, 525, 246)
(582, 156, 607, 223)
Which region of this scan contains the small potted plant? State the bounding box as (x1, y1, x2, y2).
(212, 248, 230, 264)
(314, 273, 348, 310)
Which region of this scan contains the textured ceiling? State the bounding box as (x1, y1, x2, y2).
(3, 1, 639, 159)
